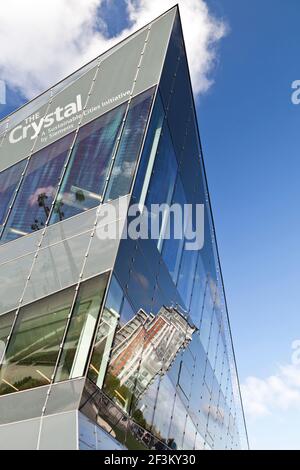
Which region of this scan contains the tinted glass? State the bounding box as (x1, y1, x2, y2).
(55, 273, 109, 382)
(105, 87, 154, 201)
(0, 160, 26, 230)
(132, 93, 164, 205)
(1, 133, 74, 243)
(51, 104, 126, 223)
(0, 286, 75, 395)
(161, 175, 186, 283)
(151, 375, 175, 442)
(0, 311, 15, 362)
(145, 124, 177, 250)
(88, 275, 123, 388)
(189, 254, 207, 327)
(177, 239, 198, 310)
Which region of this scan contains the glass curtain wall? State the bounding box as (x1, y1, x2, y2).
(83, 20, 245, 447)
(0, 87, 155, 246)
(0, 272, 109, 396)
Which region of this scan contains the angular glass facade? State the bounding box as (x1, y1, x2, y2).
(0, 6, 248, 450)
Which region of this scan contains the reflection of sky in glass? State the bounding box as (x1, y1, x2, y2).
(1, 132, 74, 243)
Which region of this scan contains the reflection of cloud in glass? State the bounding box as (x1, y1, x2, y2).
(28, 186, 55, 206)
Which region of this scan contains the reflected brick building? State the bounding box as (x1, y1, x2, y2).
(107, 306, 196, 402)
(0, 6, 248, 449)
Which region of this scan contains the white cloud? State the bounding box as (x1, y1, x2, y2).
(241, 363, 300, 419)
(0, 0, 226, 99)
(126, 0, 227, 94)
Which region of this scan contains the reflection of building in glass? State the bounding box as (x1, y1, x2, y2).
(108, 306, 196, 402)
(0, 6, 248, 450)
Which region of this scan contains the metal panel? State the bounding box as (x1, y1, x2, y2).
(0, 67, 97, 173)
(0, 10, 175, 174)
(44, 379, 85, 416)
(0, 385, 49, 425)
(82, 196, 130, 280)
(41, 207, 98, 248)
(0, 417, 41, 450)
(34, 66, 98, 153)
(81, 29, 148, 126)
(0, 232, 40, 265)
(38, 411, 78, 450)
(0, 102, 50, 173)
(0, 252, 34, 315)
(22, 231, 91, 305)
(134, 9, 176, 96)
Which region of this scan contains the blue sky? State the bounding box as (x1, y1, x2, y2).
(199, 0, 300, 449)
(1, 0, 300, 450)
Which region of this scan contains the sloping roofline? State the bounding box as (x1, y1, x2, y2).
(0, 4, 179, 126)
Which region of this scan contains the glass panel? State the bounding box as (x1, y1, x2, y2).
(131, 376, 159, 433)
(220, 355, 229, 398)
(162, 175, 186, 283)
(163, 53, 193, 161)
(207, 312, 220, 369)
(145, 124, 177, 251)
(104, 304, 195, 417)
(119, 296, 135, 326)
(168, 394, 187, 450)
(0, 160, 26, 230)
(126, 418, 166, 450)
(183, 416, 197, 450)
(1, 133, 74, 244)
(80, 380, 129, 448)
(177, 240, 198, 310)
(204, 358, 214, 394)
(215, 337, 225, 385)
(132, 94, 164, 205)
(88, 275, 123, 388)
(198, 381, 211, 436)
(105, 87, 154, 202)
(199, 280, 214, 353)
(189, 254, 207, 328)
(103, 308, 147, 413)
(0, 286, 75, 395)
(178, 350, 194, 402)
(123, 243, 156, 315)
(55, 273, 109, 382)
(195, 431, 205, 450)
(151, 375, 176, 443)
(145, 126, 177, 210)
(51, 104, 126, 223)
(207, 378, 221, 444)
(0, 311, 15, 362)
(188, 338, 206, 426)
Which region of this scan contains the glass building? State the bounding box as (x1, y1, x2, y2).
(0, 6, 248, 450)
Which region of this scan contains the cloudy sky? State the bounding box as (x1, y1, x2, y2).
(1, 0, 300, 450)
